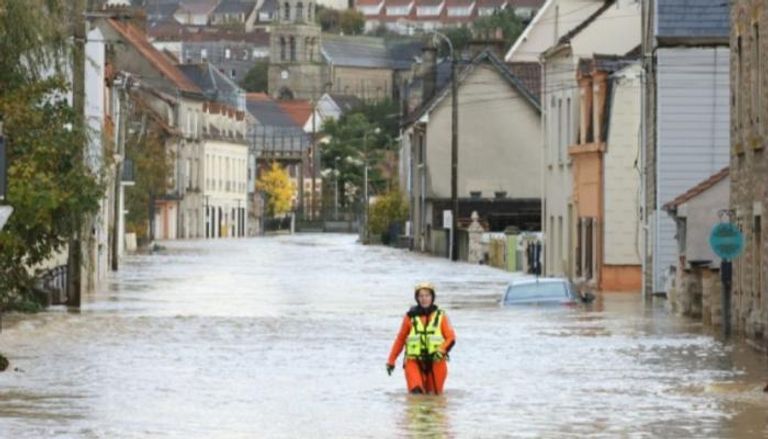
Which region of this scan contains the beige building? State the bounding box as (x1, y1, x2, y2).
(201, 103, 249, 238)
(730, 0, 766, 340)
(401, 50, 542, 254)
(540, 0, 640, 278)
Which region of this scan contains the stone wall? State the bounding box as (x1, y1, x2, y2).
(730, 0, 767, 342)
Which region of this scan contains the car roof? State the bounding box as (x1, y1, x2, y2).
(508, 277, 568, 286)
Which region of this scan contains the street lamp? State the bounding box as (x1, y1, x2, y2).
(431, 31, 459, 261)
(362, 127, 381, 244)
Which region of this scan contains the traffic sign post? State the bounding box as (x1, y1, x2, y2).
(709, 219, 745, 338)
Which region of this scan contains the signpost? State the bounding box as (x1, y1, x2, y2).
(0, 120, 11, 231)
(444, 209, 453, 260)
(709, 219, 745, 337)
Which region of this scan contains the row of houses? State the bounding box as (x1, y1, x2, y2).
(88, 2, 370, 263)
(397, 0, 730, 294)
(355, 0, 543, 35)
(398, 0, 768, 341)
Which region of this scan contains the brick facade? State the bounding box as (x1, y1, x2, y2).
(730, 0, 767, 342)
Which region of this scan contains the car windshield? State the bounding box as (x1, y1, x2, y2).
(504, 282, 568, 303)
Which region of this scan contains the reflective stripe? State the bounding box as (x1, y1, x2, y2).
(405, 309, 445, 359)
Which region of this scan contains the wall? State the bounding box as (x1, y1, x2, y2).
(654, 47, 731, 292)
(331, 66, 394, 101)
(542, 51, 577, 277)
(730, 0, 767, 341)
(424, 65, 541, 199)
(604, 65, 642, 266)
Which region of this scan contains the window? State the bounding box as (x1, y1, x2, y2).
(296, 2, 303, 20)
(280, 37, 286, 61)
(447, 6, 471, 16)
(557, 98, 563, 162)
(387, 5, 410, 15)
(309, 37, 315, 61)
(738, 36, 743, 129)
(308, 3, 313, 21)
(755, 215, 762, 301)
(225, 48, 231, 59)
(231, 69, 236, 79)
(283, 2, 290, 20)
(417, 5, 441, 16)
(566, 97, 571, 148)
(200, 48, 207, 61)
(289, 36, 296, 62)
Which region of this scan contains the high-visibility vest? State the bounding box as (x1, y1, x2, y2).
(405, 309, 445, 359)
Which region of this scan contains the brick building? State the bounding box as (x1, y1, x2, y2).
(730, 0, 767, 341)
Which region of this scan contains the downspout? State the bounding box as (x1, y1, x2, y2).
(539, 54, 547, 276)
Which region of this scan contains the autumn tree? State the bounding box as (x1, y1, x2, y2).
(256, 162, 294, 217)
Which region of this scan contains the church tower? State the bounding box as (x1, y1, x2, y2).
(267, 0, 326, 100)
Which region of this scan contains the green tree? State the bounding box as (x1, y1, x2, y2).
(339, 9, 365, 35)
(443, 27, 473, 54)
(473, 9, 525, 49)
(257, 162, 294, 217)
(316, 6, 340, 33)
(369, 188, 408, 242)
(0, 0, 103, 310)
(124, 113, 174, 242)
(241, 60, 269, 93)
(0, 79, 103, 310)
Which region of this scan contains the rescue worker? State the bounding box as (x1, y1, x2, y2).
(386, 282, 456, 395)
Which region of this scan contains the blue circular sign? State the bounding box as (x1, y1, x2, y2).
(709, 222, 744, 260)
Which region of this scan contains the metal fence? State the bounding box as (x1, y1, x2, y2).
(38, 265, 68, 305)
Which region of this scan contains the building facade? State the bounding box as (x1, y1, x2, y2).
(401, 50, 542, 254)
(570, 57, 642, 291)
(642, 0, 731, 294)
(730, 0, 766, 340)
(540, 0, 640, 279)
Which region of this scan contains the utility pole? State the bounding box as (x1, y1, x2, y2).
(450, 47, 459, 262)
(433, 31, 459, 261)
(310, 95, 317, 221)
(67, 0, 91, 307)
(111, 76, 127, 271)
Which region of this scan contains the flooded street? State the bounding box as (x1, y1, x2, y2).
(0, 234, 767, 438)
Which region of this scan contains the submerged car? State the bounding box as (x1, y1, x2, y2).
(502, 277, 592, 306)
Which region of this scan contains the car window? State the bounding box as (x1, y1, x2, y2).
(504, 282, 568, 302)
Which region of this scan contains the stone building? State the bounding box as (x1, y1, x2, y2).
(267, 0, 327, 100)
(730, 0, 767, 341)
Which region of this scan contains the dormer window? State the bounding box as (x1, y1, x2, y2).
(447, 5, 472, 16)
(386, 4, 411, 16)
(416, 4, 442, 16)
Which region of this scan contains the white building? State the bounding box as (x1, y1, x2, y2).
(539, 0, 640, 278)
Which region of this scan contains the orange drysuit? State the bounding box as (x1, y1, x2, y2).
(387, 309, 456, 394)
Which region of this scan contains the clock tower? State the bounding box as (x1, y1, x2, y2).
(267, 0, 326, 100)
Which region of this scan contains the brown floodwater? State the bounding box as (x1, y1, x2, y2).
(0, 234, 766, 437)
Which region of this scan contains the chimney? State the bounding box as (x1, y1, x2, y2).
(420, 39, 438, 102)
(104, 0, 148, 31)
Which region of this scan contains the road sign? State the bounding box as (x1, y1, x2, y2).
(0, 206, 13, 230)
(709, 222, 744, 260)
(443, 210, 453, 230)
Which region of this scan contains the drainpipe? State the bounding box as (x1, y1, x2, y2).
(539, 54, 547, 276)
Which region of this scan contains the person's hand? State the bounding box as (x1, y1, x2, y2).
(386, 363, 395, 376)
